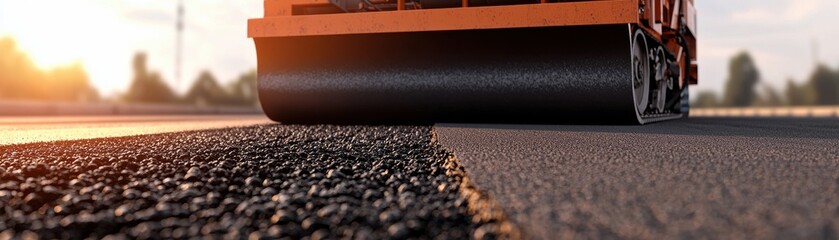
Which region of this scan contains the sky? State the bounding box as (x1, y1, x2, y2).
(695, 0, 839, 94)
(1, 0, 838, 97)
(0, 0, 262, 97)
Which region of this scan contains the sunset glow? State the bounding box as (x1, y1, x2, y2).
(0, 0, 261, 97)
(1, 1, 130, 95)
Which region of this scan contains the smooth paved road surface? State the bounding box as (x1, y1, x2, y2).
(0, 115, 270, 146)
(436, 117, 839, 239)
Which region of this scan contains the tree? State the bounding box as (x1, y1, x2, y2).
(0, 37, 38, 99)
(785, 79, 815, 106)
(721, 52, 760, 107)
(227, 69, 258, 106)
(47, 63, 99, 102)
(124, 52, 178, 103)
(753, 84, 784, 107)
(185, 70, 234, 106)
(692, 91, 719, 108)
(808, 65, 839, 105)
(0, 37, 99, 102)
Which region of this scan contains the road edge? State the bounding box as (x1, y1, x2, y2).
(431, 128, 522, 240)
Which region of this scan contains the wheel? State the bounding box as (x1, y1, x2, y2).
(678, 48, 689, 90)
(678, 48, 691, 116)
(631, 29, 650, 116)
(653, 46, 669, 112)
(680, 84, 690, 117)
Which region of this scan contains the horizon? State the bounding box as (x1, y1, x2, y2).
(1, 0, 838, 98)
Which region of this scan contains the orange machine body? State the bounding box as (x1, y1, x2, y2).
(248, 0, 698, 85)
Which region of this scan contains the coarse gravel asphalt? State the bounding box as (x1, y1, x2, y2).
(0, 124, 516, 239)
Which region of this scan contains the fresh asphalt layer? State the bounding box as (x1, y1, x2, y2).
(436, 117, 839, 239)
(0, 125, 514, 239)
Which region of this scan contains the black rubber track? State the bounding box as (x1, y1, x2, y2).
(0, 125, 516, 239)
(255, 25, 637, 124)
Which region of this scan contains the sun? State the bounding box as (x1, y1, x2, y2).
(1, 1, 131, 96)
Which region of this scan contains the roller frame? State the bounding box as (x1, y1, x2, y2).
(248, 0, 698, 124)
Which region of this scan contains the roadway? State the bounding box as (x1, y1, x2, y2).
(2, 116, 838, 239)
(0, 115, 270, 146)
(436, 117, 839, 239)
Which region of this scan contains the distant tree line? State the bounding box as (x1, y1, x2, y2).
(693, 51, 839, 107)
(0, 36, 257, 107)
(0, 37, 99, 102)
(125, 52, 258, 107)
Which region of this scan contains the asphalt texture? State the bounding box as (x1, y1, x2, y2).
(0, 124, 515, 239)
(436, 117, 839, 239)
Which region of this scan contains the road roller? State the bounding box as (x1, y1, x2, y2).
(248, 0, 698, 124)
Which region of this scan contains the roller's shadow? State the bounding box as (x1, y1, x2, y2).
(436, 117, 839, 140)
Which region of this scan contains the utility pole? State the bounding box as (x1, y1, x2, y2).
(176, 0, 184, 92)
(812, 38, 819, 66)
